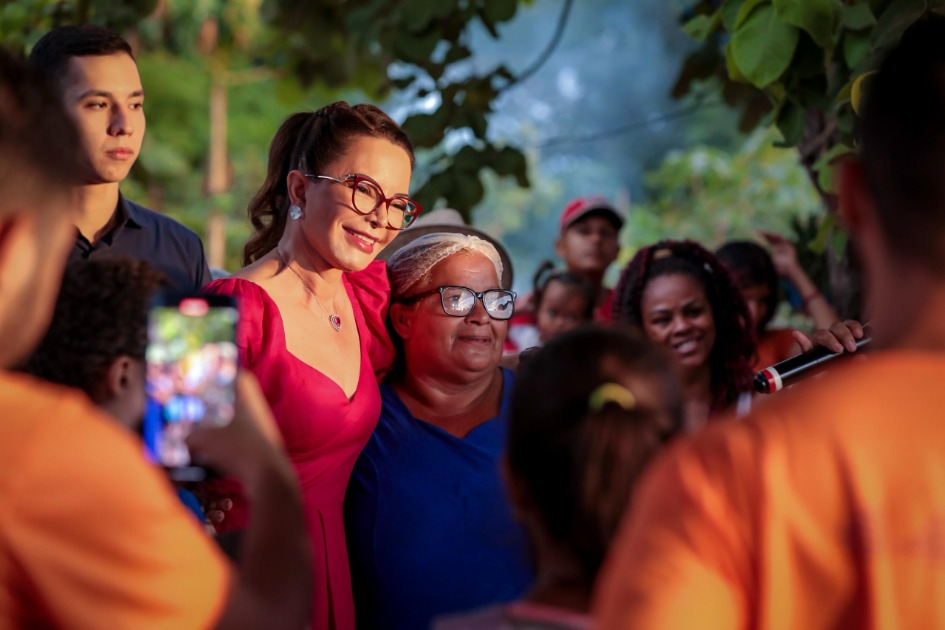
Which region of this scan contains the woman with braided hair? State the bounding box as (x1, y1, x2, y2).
(611, 240, 755, 429)
(202, 101, 419, 629)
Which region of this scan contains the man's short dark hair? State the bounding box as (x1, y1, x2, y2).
(23, 256, 166, 402)
(860, 14, 945, 275)
(29, 24, 134, 86)
(0, 46, 83, 213)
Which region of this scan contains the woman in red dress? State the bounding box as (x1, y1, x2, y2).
(204, 102, 417, 630)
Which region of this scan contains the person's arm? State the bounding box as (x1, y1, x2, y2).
(187, 373, 311, 630)
(762, 230, 840, 330)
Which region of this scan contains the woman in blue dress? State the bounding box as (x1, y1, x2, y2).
(345, 232, 533, 629)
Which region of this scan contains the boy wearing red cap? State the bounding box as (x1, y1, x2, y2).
(506, 197, 623, 353)
(554, 196, 624, 320)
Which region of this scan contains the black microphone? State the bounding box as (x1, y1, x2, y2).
(754, 335, 872, 394)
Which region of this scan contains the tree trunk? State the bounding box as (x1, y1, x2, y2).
(206, 77, 229, 270)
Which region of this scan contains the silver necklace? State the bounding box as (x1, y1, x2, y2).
(277, 250, 342, 332)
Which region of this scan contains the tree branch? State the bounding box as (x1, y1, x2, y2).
(507, 0, 574, 87)
(533, 98, 720, 149)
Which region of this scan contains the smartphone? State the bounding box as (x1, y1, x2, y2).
(143, 293, 239, 480)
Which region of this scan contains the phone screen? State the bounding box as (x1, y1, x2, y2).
(144, 294, 238, 474)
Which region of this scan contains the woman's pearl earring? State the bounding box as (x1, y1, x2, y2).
(289, 204, 303, 220)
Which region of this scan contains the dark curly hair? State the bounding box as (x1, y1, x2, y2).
(243, 101, 415, 265)
(715, 240, 779, 335)
(22, 256, 166, 402)
(612, 240, 755, 413)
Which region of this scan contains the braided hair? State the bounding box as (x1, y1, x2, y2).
(243, 102, 415, 265)
(612, 240, 756, 413)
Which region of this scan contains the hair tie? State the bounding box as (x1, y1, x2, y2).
(588, 383, 636, 413)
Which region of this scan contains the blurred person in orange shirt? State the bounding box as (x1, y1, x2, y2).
(594, 15, 945, 630)
(0, 49, 309, 629)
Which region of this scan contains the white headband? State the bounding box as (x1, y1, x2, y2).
(387, 232, 504, 297)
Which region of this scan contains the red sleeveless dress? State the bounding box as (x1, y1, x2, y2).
(204, 260, 394, 630)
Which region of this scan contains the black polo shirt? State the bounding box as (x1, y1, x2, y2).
(69, 194, 212, 291)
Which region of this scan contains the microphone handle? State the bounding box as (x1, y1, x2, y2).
(754, 336, 872, 394)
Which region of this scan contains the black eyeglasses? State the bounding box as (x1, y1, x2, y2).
(305, 172, 422, 231)
(397, 286, 517, 320)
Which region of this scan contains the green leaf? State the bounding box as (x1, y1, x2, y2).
(465, 109, 489, 139)
(444, 43, 472, 65)
(392, 29, 441, 65)
(772, 0, 836, 49)
(809, 212, 838, 254)
(813, 143, 853, 193)
(452, 144, 482, 172)
(724, 41, 750, 83)
(843, 30, 870, 69)
(401, 106, 452, 148)
(414, 170, 453, 213)
(842, 3, 876, 30)
(765, 80, 787, 104)
(483, 0, 517, 24)
(731, 4, 800, 87)
(830, 227, 848, 259)
(734, 0, 770, 28)
(448, 169, 486, 213)
(401, 0, 446, 32)
(850, 70, 877, 114)
(817, 162, 835, 192)
(773, 98, 805, 146)
(489, 146, 529, 187)
(721, 0, 747, 30)
(683, 12, 722, 42)
(834, 77, 854, 105)
(870, 0, 926, 53)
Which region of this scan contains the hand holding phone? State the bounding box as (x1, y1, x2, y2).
(144, 293, 239, 479)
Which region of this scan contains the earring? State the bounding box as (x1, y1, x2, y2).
(289, 204, 303, 220)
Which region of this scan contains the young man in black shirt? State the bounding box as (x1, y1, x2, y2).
(30, 24, 213, 290)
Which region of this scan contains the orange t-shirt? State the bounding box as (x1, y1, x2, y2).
(594, 351, 945, 629)
(0, 373, 231, 628)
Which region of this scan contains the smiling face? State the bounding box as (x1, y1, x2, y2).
(640, 273, 716, 375)
(287, 135, 412, 272)
(394, 251, 506, 380)
(59, 53, 145, 185)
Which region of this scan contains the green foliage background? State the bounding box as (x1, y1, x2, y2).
(2, 0, 532, 270)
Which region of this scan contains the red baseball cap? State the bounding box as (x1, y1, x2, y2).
(558, 196, 624, 234)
